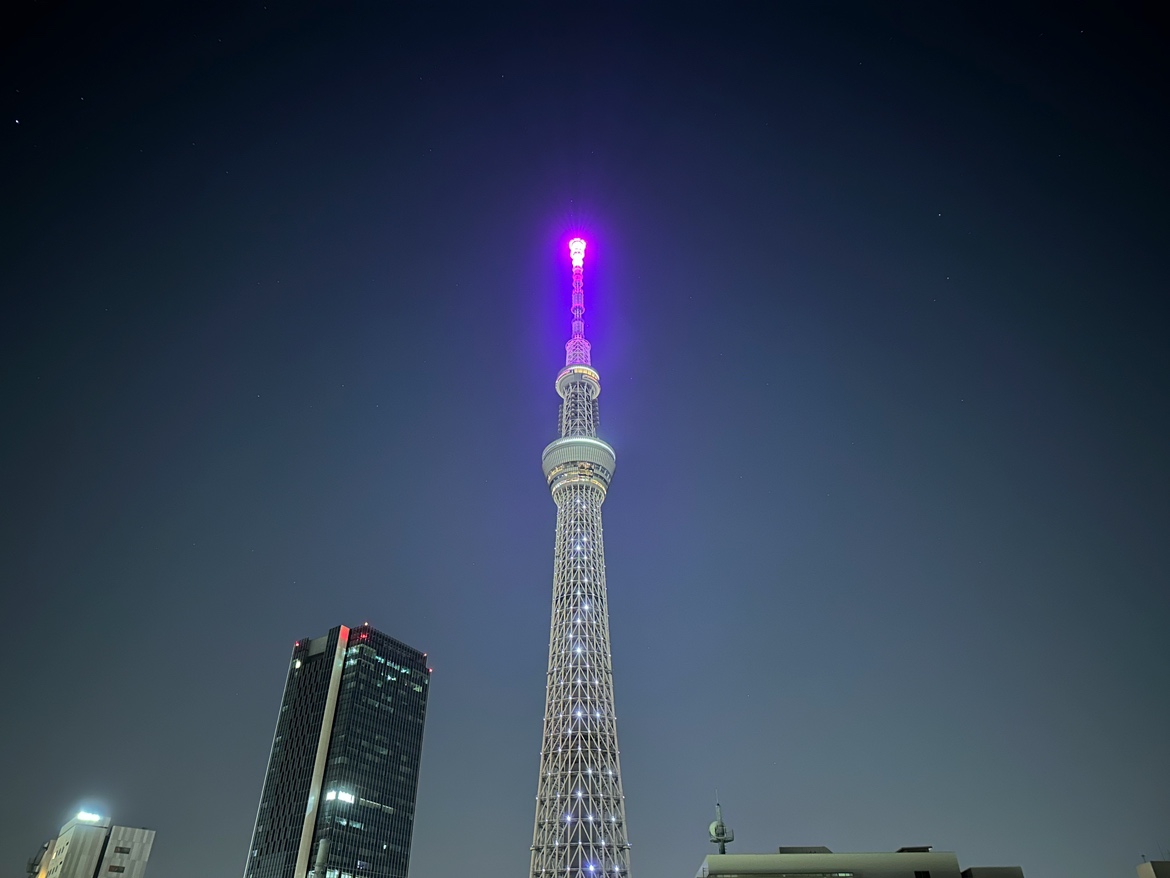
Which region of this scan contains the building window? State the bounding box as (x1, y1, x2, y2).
(114, 847, 132, 854)
(108, 868, 126, 874)
(914, 872, 931, 878)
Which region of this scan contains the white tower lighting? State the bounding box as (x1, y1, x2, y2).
(530, 238, 632, 878)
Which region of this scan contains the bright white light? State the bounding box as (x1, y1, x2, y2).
(569, 238, 586, 268)
(331, 791, 355, 804)
(76, 812, 101, 823)
(325, 791, 337, 801)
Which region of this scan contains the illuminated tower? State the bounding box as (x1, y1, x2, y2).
(530, 238, 631, 878)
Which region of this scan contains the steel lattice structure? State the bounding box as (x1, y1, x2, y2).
(531, 238, 631, 878)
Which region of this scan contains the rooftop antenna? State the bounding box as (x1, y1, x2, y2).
(709, 793, 734, 855)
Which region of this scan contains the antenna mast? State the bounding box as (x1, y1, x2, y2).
(709, 799, 735, 855)
(565, 237, 591, 366)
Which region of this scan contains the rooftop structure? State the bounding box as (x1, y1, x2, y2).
(696, 847, 1024, 878)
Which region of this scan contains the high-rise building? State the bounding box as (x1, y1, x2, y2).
(243, 623, 430, 878)
(529, 238, 632, 878)
(27, 811, 154, 878)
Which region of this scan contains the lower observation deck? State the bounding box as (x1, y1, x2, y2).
(541, 436, 616, 495)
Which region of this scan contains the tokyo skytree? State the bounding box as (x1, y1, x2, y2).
(530, 238, 631, 878)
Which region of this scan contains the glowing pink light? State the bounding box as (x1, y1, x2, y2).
(569, 238, 586, 267)
(565, 238, 591, 366)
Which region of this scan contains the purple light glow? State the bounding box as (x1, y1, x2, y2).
(565, 238, 591, 366)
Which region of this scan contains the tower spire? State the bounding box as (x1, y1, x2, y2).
(566, 237, 591, 366)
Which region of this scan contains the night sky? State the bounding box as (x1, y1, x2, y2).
(2, 4, 1167, 877)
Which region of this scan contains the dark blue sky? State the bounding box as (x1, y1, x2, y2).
(2, 4, 1167, 877)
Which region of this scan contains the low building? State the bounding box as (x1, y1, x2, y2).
(27, 812, 155, 878)
(695, 845, 1023, 878)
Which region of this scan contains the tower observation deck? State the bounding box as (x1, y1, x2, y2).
(530, 238, 631, 878)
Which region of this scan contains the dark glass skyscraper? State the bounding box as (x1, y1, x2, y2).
(244, 624, 430, 878)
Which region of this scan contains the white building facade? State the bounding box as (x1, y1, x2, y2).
(30, 813, 154, 878)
